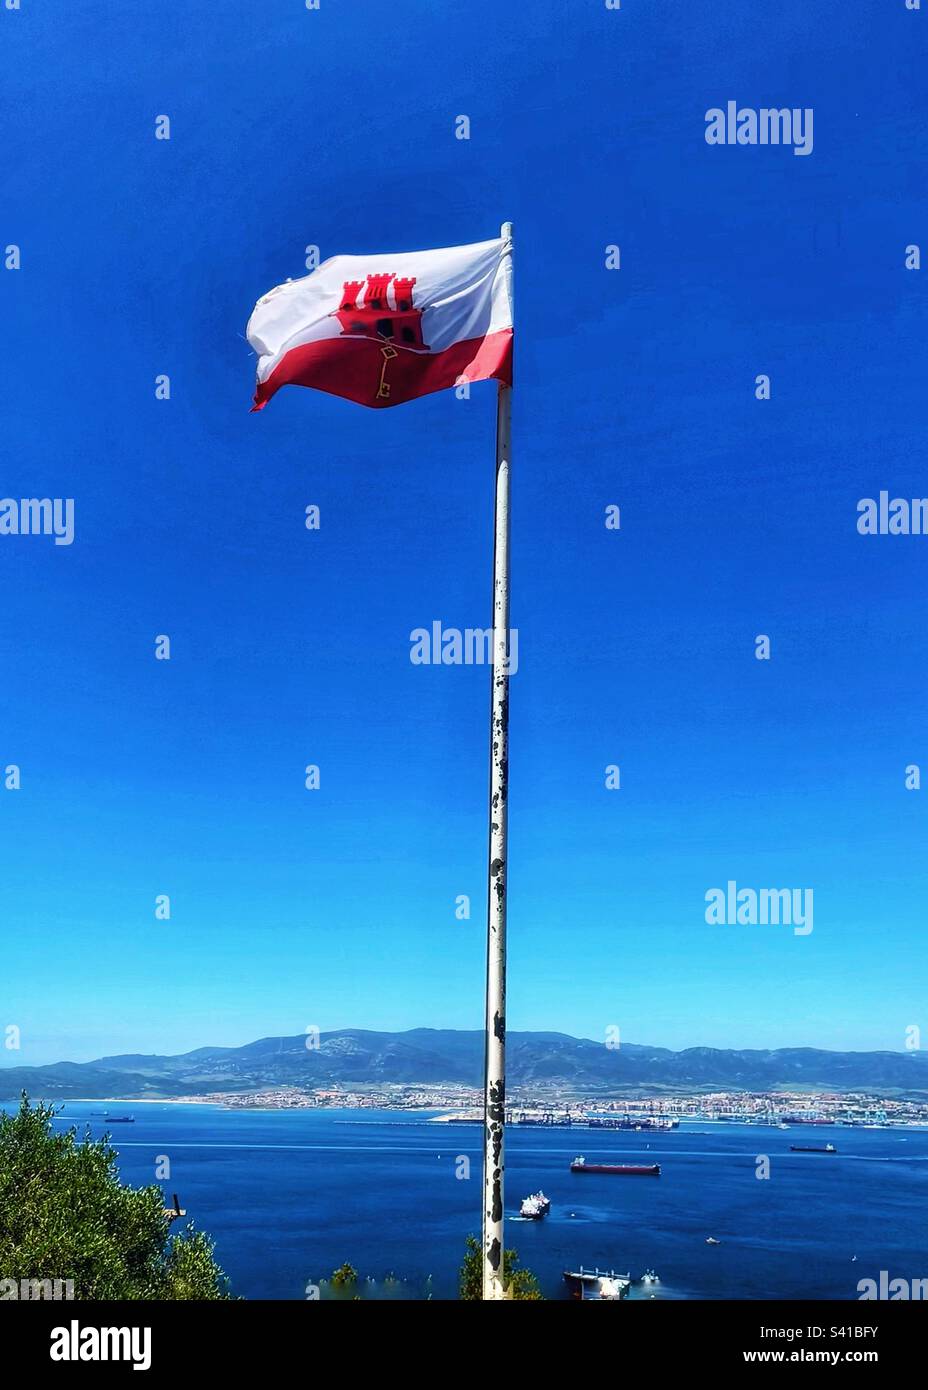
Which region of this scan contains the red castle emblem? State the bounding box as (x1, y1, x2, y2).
(333, 274, 429, 400)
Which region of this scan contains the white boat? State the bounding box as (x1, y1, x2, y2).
(519, 1190, 551, 1219)
(563, 1266, 631, 1300)
(597, 1277, 628, 1301)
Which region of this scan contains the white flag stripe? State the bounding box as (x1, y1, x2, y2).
(248, 236, 512, 387)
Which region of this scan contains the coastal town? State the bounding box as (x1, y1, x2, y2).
(180, 1084, 928, 1129)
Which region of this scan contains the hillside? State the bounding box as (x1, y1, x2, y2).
(2, 1029, 926, 1099)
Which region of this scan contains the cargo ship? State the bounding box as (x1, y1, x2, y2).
(790, 1142, 836, 1154)
(570, 1155, 661, 1176)
(781, 1115, 835, 1126)
(587, 1116, 679, 1132)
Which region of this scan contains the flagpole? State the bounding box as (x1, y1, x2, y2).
(482, 221, 513, 1301)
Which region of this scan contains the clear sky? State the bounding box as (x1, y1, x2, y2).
(2, 1, 926, 1065)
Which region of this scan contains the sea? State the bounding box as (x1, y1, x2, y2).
(13, 1102, 928, 1301)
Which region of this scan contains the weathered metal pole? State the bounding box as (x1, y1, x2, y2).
(482, 222, 513, 1301)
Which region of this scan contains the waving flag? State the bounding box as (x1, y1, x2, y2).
(246, 219, 518, 1302)
(247, 235, 513, 410)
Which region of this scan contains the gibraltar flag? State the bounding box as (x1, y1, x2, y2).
(247, 235, 512, 411)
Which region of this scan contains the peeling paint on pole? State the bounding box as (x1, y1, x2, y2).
(482, 223, 513, 1301)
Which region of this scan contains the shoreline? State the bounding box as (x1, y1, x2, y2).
(19, 1098, 928, 1132)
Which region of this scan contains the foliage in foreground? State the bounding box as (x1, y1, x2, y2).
(0, 1094, 233, 1300)
(459, 1233, 543, 1300)
(330, 1262, 357, 1288)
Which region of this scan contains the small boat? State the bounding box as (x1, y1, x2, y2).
(640, 1269, 660, 1284)
(706, 1236, 721, 1245)
(519, 1191, 551, 1219)
(571, 1155, 660, 1176)
(790, 1142, 836, 1153)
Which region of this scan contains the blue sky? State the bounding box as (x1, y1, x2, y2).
(1, 1, 926, 1064)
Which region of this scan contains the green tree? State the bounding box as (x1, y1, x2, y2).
(330, 1262, 357, 1289)
(0, 1094, 233, 1299)
(459, 1234, 543, 1300)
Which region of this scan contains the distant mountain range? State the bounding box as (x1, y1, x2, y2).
(2, 1030, 927, 1099)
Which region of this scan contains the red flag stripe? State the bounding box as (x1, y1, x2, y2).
(251, 328, 512, 412)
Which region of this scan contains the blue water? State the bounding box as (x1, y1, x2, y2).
(19, 1104, 928, 1300)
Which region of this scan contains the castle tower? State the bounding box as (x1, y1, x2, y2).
(392, 276, 416, 312)
(332, 270, 428, 350)
(363, 274, 393, 310)
(340, 280, 365, 311)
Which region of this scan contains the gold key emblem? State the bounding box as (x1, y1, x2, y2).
(377, 343, 399, 400)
